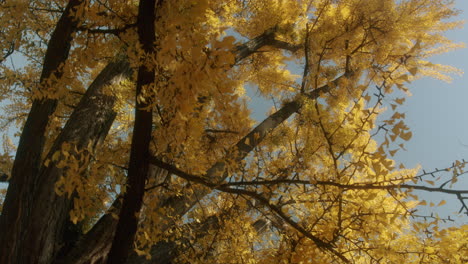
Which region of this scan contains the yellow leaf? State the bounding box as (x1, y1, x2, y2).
(425, 180, 435, 186)
(52, 151, 61, 161)
(437, 200, 446, 206)
(394, 97, 406, 105)
(363, 94, 371, 102)
(400, 131, 412, 141)
(367, 193, 378, 200)
(425, 247, 435, 254)
(398, 74, 409, 83)
(134, 248, 147, 256)
(408, 67, 418, 76)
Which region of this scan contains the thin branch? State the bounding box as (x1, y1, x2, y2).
(234, 26, 301, 63)
(205, 129, 239, 134)
(456, 193, 468, 215)
(0, 41, 15, 64)
(77, 23, 137, 35)
(220, 179, 468, 195)
(216, 187, 350, 263)
(301, 24, 311, 93)
(149, 157, 350, 263)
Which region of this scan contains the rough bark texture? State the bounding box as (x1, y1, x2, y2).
(0, 1, 86, 263)
(106, 1, 159, 263)
(21, 58, 131, 263)
(46, 59, 132, 264)
(55, 197, 123, 264)
(2, 55, 129, 263)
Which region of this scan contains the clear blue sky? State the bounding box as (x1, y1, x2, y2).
(396, 0, 468, 170)
(247, 0, 468, 225)
(391, 0, 468, 224)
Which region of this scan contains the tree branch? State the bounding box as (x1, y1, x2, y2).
(77, 23, 136, 35)
(148, 157, 350, 263)
(41, 57, 131, 263)
(106, 0, 159, 261)
(54, 197, 122, 264)
(234, 26, 300, 63)
(220, 179, 468, 195)
(150, 73, 350, 234)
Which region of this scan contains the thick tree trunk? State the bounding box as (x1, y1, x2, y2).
(21, 58, 131, 263)
(0, 1, 86, 263)
(2, 56, 130, 263)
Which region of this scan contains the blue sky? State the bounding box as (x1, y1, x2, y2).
(396, 0, 468, 169)
(389, 0, 468, 224)
(247, 1, 468, 225)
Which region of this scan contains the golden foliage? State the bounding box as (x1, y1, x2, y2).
(0, 0, 466, 263)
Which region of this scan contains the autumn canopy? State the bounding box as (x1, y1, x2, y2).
(0, 0, 467, 263)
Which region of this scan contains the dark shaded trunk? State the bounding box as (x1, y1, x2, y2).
(0, 1, 86, 263)
(54, 197, 123, 264)
(20, 58, 131, 263)
(106, 1, 159, 263)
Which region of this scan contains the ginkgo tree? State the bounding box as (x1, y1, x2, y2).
(0, 0, 467, 263)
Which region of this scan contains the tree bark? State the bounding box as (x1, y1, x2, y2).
(54, 197, 123, 264)
(0, 1, 86, 263)
(106, 0, 159, 263)
(21, 58, 131, 263)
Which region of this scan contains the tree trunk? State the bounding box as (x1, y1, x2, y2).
(106, 0, 159, 262)
(22, 58, 131, 263)
(0, 1, 86, 263)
